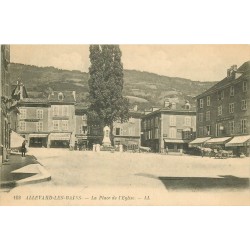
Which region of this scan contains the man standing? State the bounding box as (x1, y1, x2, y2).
(21, 141, 26, 157)
(166, 146, 169, 155)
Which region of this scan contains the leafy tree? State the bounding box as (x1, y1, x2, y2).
(88, 45, 129, 144)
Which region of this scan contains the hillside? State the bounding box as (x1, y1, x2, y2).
(9, 63, 216, 110)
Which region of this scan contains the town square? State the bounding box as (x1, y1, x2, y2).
(1, 45, 250, 205)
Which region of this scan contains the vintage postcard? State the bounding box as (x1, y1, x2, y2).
(0, 44, 250, 205)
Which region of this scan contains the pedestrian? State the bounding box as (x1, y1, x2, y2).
(201, 148, 204, 158)
(166, 146, 169, 155)
(21, 140, 26, 157)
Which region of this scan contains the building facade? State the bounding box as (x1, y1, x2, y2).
(0, 45, 11, 163)
(75, 104, 89, 149)
(195, 62, 250, 156)
(141, 100, 196, 153)
(113, 110, 142, 150)
(47, 91, 76, 148)
(75, 106, 142, 150)
(16, 90, 77, 148)
(16, 87, 142, 150)
(17, 98, 50, 147)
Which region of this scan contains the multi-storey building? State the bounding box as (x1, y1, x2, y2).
(47, 91, 76, 148)
(17, 97, 50, 147)
(75, 104, 88, 149)
(15, 86, 142, 150)
(0, 45, 11, 163)
(194, 61, 250, 156)
(75, 105, 143, 150)
(16, 89, 76, 148)
(113, 109, 143, 149)
(141, 100, 196, 153)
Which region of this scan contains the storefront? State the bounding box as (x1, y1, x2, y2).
(28, 134, 48, 148)
(87, 135, 102, 149)
(76, 135, 88, 150)
(225, 135, 250, 157)
(48, 133, 72, 148)
(164, 139, 189, 152)
(189, 137, 211, 148)
(114, 137, 140, 150)
(204, 137, 232, 149)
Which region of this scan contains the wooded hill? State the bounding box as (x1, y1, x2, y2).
(10, 63, 216, 110)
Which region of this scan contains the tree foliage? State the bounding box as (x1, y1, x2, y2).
(88, 45, 129, 128)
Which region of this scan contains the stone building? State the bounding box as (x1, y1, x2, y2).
(16, 89, 76, 148)
(0, 45, 11, 163)
(113, 109, 143, 150)
(47, 91, 76, 148)
(74, 105, 143, 150)
(141, 100, 196, 153)
(17, 97, 50, 147)
(194, 61, 250, 156)
(75, 104, 88, 149)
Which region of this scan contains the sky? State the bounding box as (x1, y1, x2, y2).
(10, 45, 250, 82)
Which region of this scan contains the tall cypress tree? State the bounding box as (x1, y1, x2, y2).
(88, 45, 129, 143)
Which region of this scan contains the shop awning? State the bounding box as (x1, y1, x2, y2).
(164, 139, 187, 144)
(183, 128, 191, 132)
(76, 135, 88, 140)
(189, 137, 211, 145)
(225, 135, 250, 147)
(49, 133, 71, 141)
(29, 134, 48, 138)
(205, 137, 231, 145)
(10, 131, 25, 149)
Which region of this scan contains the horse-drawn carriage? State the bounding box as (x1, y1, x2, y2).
(214, 149, 233, 159)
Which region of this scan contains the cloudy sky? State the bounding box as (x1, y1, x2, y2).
(10, 45, 250, 81)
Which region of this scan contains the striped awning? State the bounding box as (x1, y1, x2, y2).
(189, 137, 211, 145)
(225, 135, 250, 147)
(205, 137, 232, 145)
(164, 139, 187, 144)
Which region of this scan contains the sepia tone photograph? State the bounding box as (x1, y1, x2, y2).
(0, 44, 250, 205)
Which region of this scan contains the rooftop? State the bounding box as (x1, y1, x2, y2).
(142, 102, 196, 118)
(128, 110, 144, 118)
(48, 91, 76, 103)
(19, 98, 48, 104)
(196, 61, 250, 99)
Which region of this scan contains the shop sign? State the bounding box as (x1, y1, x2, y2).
(216, 116, 234, 122)
(25, 119, 39, 122)
(50, 133, 71, 140)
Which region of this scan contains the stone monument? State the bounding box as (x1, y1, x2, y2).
(102, 126, 111, 146)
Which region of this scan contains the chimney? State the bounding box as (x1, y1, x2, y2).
(72, 91, 76, 101)
(20, 82, 24, 100)
(232, 65, 237, 71)
(164, 99, 170, 108)
(171, 102, 176, 109)
(185, 100, 191, 110)
(227, 65, 237, 78)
